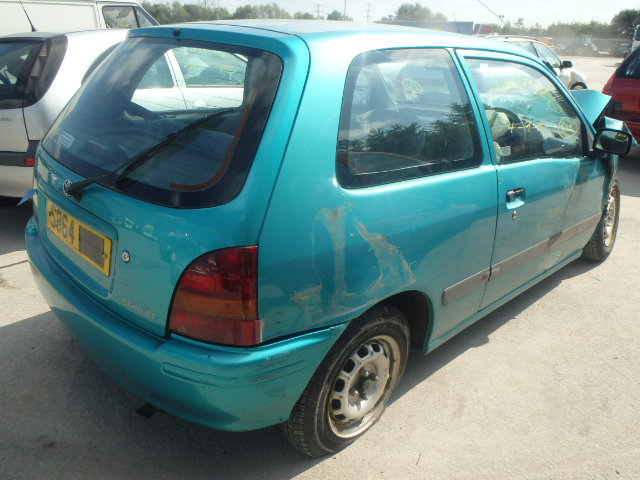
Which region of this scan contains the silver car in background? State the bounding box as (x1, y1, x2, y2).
(0, 29, 126, 197)
(488, 35, 589, 90)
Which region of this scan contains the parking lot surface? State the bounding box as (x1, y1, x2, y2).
(1, 57, 639, 479)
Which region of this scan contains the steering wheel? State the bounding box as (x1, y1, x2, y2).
(488, 107, 528, 151)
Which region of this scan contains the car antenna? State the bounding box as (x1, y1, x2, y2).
(18, 0, 37, 32)
(452, 12, 460, 34)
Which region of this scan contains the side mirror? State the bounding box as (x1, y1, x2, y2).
(561, 60, 573, 69)
(593, 129, 632, 156)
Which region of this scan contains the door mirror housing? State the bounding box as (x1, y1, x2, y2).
(593, 116, 635, 156)
(561, 60, 572, 69)
(593, 129, 632, 156)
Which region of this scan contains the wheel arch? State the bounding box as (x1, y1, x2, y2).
(378, 290, 432, 351)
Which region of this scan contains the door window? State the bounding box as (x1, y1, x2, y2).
(620, 50, 640, 78)
(174, 48, 246, 87)
(103, 6, 138, 28)
(533, 43, 562, 69)
(510, 41, 537, 56)
(337, 48, 482, 188)
(172, 48, 246, 109)
(466, 59, 583, 163)
(135, 7, 157, 27)
(0, 43, 34, 103)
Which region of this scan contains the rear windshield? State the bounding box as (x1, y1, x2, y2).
(619, 49, 640, 79)
(0, 37, 66, 109)
(41, 37, 282, 208)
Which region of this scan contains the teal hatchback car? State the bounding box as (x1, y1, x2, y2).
(26, 21, 632, 456)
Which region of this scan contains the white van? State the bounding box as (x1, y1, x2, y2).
(0, 0, 156, 35)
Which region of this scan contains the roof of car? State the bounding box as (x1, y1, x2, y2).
(0, 29, 125, 42)
(135, 20, 530, 55)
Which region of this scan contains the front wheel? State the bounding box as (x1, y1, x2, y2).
(583, 181, 620, 261)
(570, 82, 587, 90)
(282, 305, 409, 457)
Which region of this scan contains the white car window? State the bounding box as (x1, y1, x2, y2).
(533, 43, 562, 69)
(172, 48, 246, 109)
(132, 54, 187, 111)
(103, 6, 138, 28)
(511, 41, 537, 56)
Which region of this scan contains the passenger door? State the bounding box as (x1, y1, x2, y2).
(461, 55, 606, 309)
(259, 48, 499, 345)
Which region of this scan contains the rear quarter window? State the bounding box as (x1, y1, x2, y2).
(0, 36, 66, 109)
(336, 48, 482, 188)
(619, 50, 640, 79)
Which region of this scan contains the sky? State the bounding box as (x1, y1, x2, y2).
(177, 0, 637, 28)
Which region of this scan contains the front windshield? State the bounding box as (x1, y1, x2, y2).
(42, 37, 282, 208)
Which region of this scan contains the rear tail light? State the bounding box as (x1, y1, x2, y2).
(168, 246, 262, 346)
(24, 157, 35, 167)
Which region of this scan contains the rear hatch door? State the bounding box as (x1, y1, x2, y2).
(33, 27, 308, 337)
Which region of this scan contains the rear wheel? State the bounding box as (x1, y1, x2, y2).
(571, 82, 587, 90)
(282, 305, 409, 457)
(583, 181, 620, 261)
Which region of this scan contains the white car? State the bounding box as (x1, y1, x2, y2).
(0, 0, 157, 36)
(131, 47, 247, 111)
(0, 29, 126, 197)
(489, 35, 589, 90)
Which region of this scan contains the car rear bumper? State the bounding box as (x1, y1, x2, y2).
(0, 141, 38, 197)
(26, 219, 346, 431)
(0, 165, 33, 198)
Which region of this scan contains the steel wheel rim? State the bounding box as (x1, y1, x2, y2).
(603, 187, 618, 247)
(327, 334, 401, 439)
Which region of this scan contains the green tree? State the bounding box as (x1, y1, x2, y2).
(231, 3, 291, 19)
(327, 10, 352, 21)
(544, 21, 613, 38)
(294, 11, 315, 19)
(611, 9, 640, 37)
(395, 3, 445, 21)
(380, 3, 446, 22)
(141, 2, 230, 23)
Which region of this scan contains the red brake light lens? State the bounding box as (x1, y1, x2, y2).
(24, 157, 35, 167)
(168, 246, 262, 346)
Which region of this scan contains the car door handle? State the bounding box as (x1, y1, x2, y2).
(506, 187, 525, 203)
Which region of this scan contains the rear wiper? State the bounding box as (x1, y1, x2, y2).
(64, 108, 234, 200)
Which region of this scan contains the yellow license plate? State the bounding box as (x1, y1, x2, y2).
(47, 201, 112, 276)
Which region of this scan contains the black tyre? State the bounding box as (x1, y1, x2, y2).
(282, 305, 409, 457)
(583, 180, 620, 261)
(570, 82, 587, 90)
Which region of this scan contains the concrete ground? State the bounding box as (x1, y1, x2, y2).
(1, 57, 639, 479)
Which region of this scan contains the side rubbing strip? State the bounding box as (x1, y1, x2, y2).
(441, 214, 601, 305)
(442, 268, 490, 305)
(491, 213, 601, 279)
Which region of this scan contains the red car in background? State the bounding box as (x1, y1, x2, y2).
(603, 49, 640, 140)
